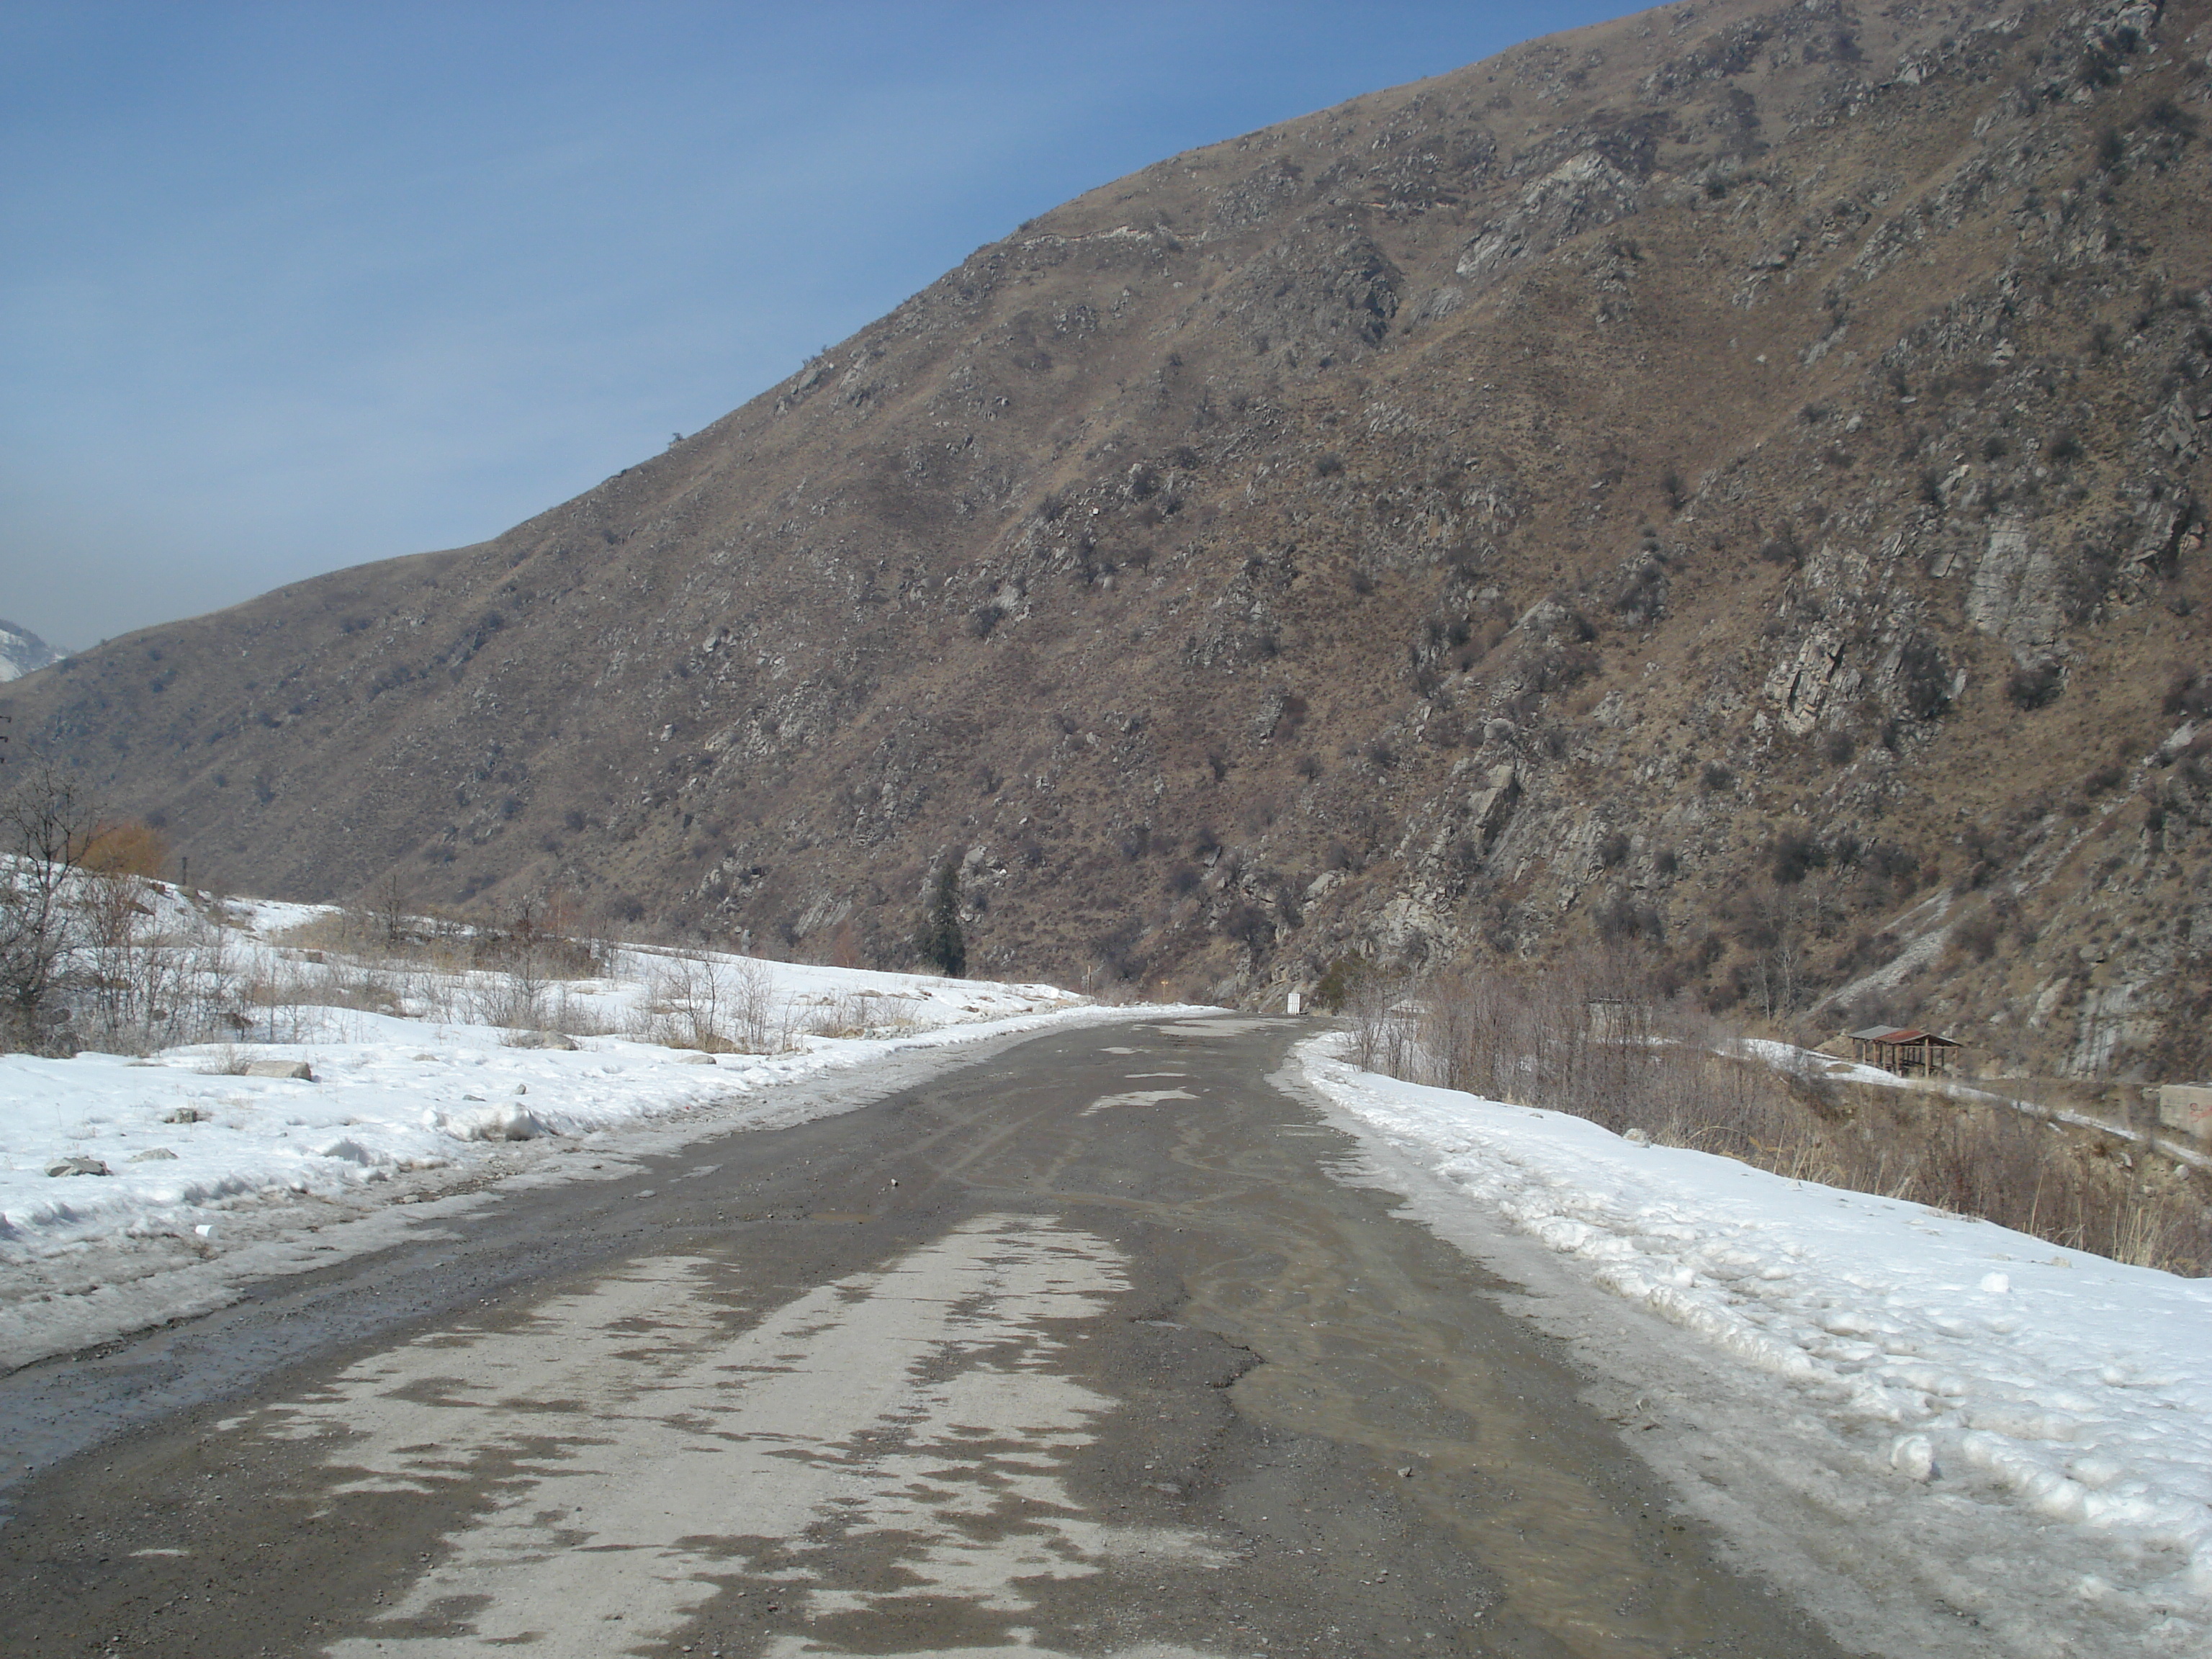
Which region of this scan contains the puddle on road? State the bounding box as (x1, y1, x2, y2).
(1081, 1089, 1197, 1118)
(228, 1215, 1229, 1659)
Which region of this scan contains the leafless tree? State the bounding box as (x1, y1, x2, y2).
(367, 868, 414, 948)
(0, 764, 98, 1051)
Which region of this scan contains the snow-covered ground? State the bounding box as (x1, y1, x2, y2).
(1295, 1035, 2212, 1659)
(0, 889, 1179, 1371)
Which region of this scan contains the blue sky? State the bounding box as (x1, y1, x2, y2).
(1, 2, 1642, 649)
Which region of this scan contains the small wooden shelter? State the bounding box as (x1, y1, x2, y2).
(1846, 1025, 1962, 1077)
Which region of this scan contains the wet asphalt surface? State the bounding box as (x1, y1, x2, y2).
(0, 1015, 1849, 1658)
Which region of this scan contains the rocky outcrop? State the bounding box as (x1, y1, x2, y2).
(1966, 519, 2068, 666)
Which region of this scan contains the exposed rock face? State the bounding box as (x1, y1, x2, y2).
(7, 0, 2212, 1079)
(1967, 518, 2069, 665)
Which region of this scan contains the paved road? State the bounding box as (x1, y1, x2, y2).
(0, 1015, 1844, 1658)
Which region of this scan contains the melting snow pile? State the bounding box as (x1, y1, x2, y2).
(1300, 1037, 2212, 1657)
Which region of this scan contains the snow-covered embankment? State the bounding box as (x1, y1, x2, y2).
(1296, 1035, 2212, 1659)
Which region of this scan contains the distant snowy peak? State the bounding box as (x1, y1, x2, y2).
(0, 619, 64, 682)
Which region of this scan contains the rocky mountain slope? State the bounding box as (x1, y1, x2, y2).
(8, 0, 2211, 1080)
(0, 619, 64, 683)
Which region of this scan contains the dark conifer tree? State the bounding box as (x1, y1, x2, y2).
(917, 858, 965, 977)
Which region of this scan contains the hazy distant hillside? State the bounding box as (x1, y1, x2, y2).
(8, 0, 2211, 1081)
(0, 619, 64, 682)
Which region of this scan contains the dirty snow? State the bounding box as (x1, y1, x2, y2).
(1297, 1036, 2212, 1659)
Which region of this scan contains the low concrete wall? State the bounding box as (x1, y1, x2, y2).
(2157, 1083, 2212, 1141)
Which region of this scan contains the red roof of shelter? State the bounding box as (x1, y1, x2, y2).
(1846, 1026, 1961, 1046)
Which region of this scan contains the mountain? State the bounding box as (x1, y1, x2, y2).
(0, 619, 64, 682)
(6, 0, 2210, 1082)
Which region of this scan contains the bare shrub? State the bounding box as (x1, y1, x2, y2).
(297, 961, 405, 1019)
(727, 957, 786, 1052)
(1344, 972, 1419, 1076)
(1897, 636, 1955, 721)
(200, 1043, 253, 1076)
(539, 983, 621, 1038)
(799, 988, 897, 1040)
(458, 901, 609, 1035)
(1769, 829, 1827, 884)
(1758, 529, 1804, 567)
(1945, 905, 2002, 965)
(471, 909, 601, 979)
(68, 872, 240, 1054)
(633, 951, 786, 1053)
(368, 869, 415, 948)
(469, 954, 549, 1034)
(2006, 662, 2066, 711)
(634, 952, 722, 1050)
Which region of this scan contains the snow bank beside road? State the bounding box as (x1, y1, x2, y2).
(1, 974, 1091, 1266)
(0, 900, 1195, 1370)
(1, 887, 1088, 1269)
(1298, 1036, 2212, 1658)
